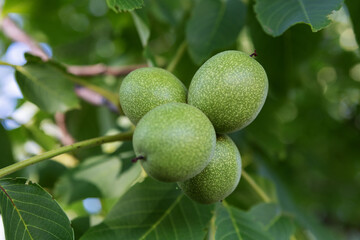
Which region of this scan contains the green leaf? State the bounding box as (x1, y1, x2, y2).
(36, 160, 67, 189)
(54, 153, 142, 204)
(0, 178, 74, 240)
(72, 216, 90, 240)
(214, 202, 273, 240)
(248, 203, 296, 240)
(81, 178, 213, 240)
(256, 158, 341, 240)
(0, 124, 15, 169)
(248, 203, 281, 226)
(267, 216, 296, 240)
(65, 101, 105, 159)
(226, 173, 277, 210)
(106, 0, 144, 13)
(131, 9, 150, 47)
(346, 0, 360, 47)
(254, 0, 343, 36)
(15, 59, 80, 114)
(150, 0, 191, 27)
(186, 0, 246, 64)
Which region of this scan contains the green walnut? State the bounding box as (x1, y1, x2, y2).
(188, 50, 268, 133)
(178, 134, 241, 204)
(132, 102, 216, 182)
(119, 67, 187, 125)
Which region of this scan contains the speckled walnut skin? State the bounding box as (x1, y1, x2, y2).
(133, 103, 216, 182)
(178, 135, 242, 204)
(188, 50, 268, 133)
(119, 67, 187, 125)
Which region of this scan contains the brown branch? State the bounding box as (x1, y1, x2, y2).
(67, 63, 147, 77)
(55, 113, 75, 145)
(1, 17, 49, 61)
(1, 17, 146, 77)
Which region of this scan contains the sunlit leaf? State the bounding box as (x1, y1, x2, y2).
(15, 56, 79, 113)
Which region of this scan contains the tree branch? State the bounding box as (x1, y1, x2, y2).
(0, 131, 134, 178)
(67, 63, 147, 77)
(55, 113, 75, 145)
(1, 17, 49, 61)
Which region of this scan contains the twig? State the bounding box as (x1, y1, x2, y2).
(0, 131, 134, 178)
(67, 63, 147, 77)
(1, 17, 49, 61)
(55, 113, 75, 145)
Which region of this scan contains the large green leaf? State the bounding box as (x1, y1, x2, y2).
(0, 124, 15, 169)
(0, 178, 74, 240)
(254, 0, 343, 36)
(106, 0, 144, 13)
(214, 202, 273, 240)
(346, 0, 360, 47)
(15, 56, 79, 113)
(186, 0, 246, 64)
(81, 178, 213, 240)
(54, 153, 142, 204)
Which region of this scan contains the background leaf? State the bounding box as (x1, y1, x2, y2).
(54, 152, 141, 205)
(0, 124, 15, 169)
(15, 58, 79, 113)
(0, 178, 74, 240)
(131, 9, 150, 47)
(186, 0, 246, 64)
(81, 177, 213, 240)
(106, 0, 144, 13)
(214, 202, 273, 240)
(248, 203, 296, 240)
(72, 216, 90, 240)
(254, 0, 343, 36)
(346, 0, 360, 47)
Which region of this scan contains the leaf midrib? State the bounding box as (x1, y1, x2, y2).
(223, 201, 243, 240)
(0, 184, 34, 240)
(139, 194, 184, 240)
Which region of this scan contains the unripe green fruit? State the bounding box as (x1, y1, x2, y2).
(119, 67, 187, 125)
(178, 135, 241, 204)
(133, 102, 216, 182)
(188, 50, 268, 133)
